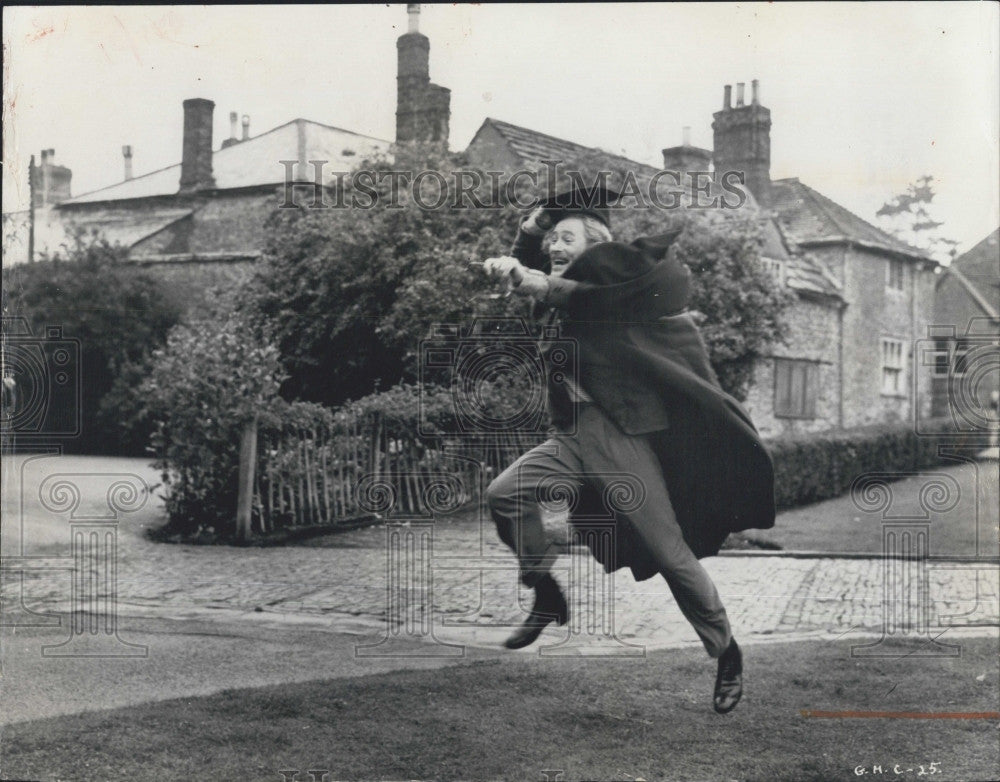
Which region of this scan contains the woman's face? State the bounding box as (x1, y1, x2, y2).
(545, 217, 589, 276)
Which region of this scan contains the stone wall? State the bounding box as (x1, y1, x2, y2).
(743, 295, 841, 438)
(832, 245, 937, 428)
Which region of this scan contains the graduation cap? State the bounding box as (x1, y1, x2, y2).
(534, 184, 621, 230)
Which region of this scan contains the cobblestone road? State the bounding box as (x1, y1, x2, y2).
(3, 510, 997, 654)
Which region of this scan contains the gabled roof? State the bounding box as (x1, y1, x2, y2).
(951, 227, 999, 281)
(764, 218, 843, 300)
(936, 227, 1000, 318)
(4, 204, 195, 260)
(769, 178, 929, 262)
(472, 118, 661, 177)
(63, 119, 391, 205)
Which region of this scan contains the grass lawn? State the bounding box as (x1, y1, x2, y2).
(2, 636, 997, 782)
(735, 460, 998, 556)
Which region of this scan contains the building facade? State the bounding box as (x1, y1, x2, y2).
(931, 228, 1000, 428)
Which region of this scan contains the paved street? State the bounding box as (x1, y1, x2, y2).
(2, 455, 997, 657)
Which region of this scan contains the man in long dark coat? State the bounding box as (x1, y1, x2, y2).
(482, 189, 775, 713)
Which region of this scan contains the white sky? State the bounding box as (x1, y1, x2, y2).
(3, 3, 998, 254)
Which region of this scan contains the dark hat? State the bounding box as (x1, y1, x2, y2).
(559, 228, 690, 321)
(563, 228, 683, 286)
(534, 184, 621, 230)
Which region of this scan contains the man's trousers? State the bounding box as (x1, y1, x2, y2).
(486, 403, 733, 658)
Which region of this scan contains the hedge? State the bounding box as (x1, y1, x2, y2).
(766, 418, 962, 509)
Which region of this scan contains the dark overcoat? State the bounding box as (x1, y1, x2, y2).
(513, 229, 775, 578)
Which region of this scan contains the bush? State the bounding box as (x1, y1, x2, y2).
(2, 231, 183, 454)
(142, 310, 286, 534)
(767, 420, 955, 508)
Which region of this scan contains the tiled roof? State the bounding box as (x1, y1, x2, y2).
(769, 178, 929, 261)
(952, 228, 999, 279)
(478, 118, 661, 177)
(63, 120, 390, 205)
(762, 216, 842, 299)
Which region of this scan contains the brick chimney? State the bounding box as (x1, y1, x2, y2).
(179, 98, 216, 192)
(662, 126, 713, 175)
(31, 149, 72, 207)
(395, 4, 450, 145)
(712, 78, 771, 205)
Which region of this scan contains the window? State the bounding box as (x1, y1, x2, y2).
(774, 358, 818, 418)
(929, 338, 951, 378)
(953, 339, 974, 377)
(881, 338, 906, 395)
(759, 257, 785, 284)
(886, 259, 905, 291)
(927, 338, 984, 379)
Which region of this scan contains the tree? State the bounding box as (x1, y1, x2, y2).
(243, 146, 526, 408)
(142, 307, 286, 534)
(2, 230, 183, 454)
(876, 174, 960, 261)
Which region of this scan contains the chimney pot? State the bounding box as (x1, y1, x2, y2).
(122, 145, 133, 181)
(751, 79, 760, 106)
(682, 126, 691, 146)
(32, 147, 72, 206)
(723, 85, 732, 110)
(241, 114, 250, 140)
(407, 4, 420, 33)
(736, 82, 745, 107)
(229, 111, 238, 139)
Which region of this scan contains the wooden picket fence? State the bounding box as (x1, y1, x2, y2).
(249, 401, 543, 533)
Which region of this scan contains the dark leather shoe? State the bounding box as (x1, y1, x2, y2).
(503, 576, 568, 650)
(713, 638, 743, 714)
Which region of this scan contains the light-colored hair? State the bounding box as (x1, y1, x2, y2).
(541, 215, 612, 255)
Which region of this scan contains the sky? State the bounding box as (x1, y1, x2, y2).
(3, 3, 998, 257)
